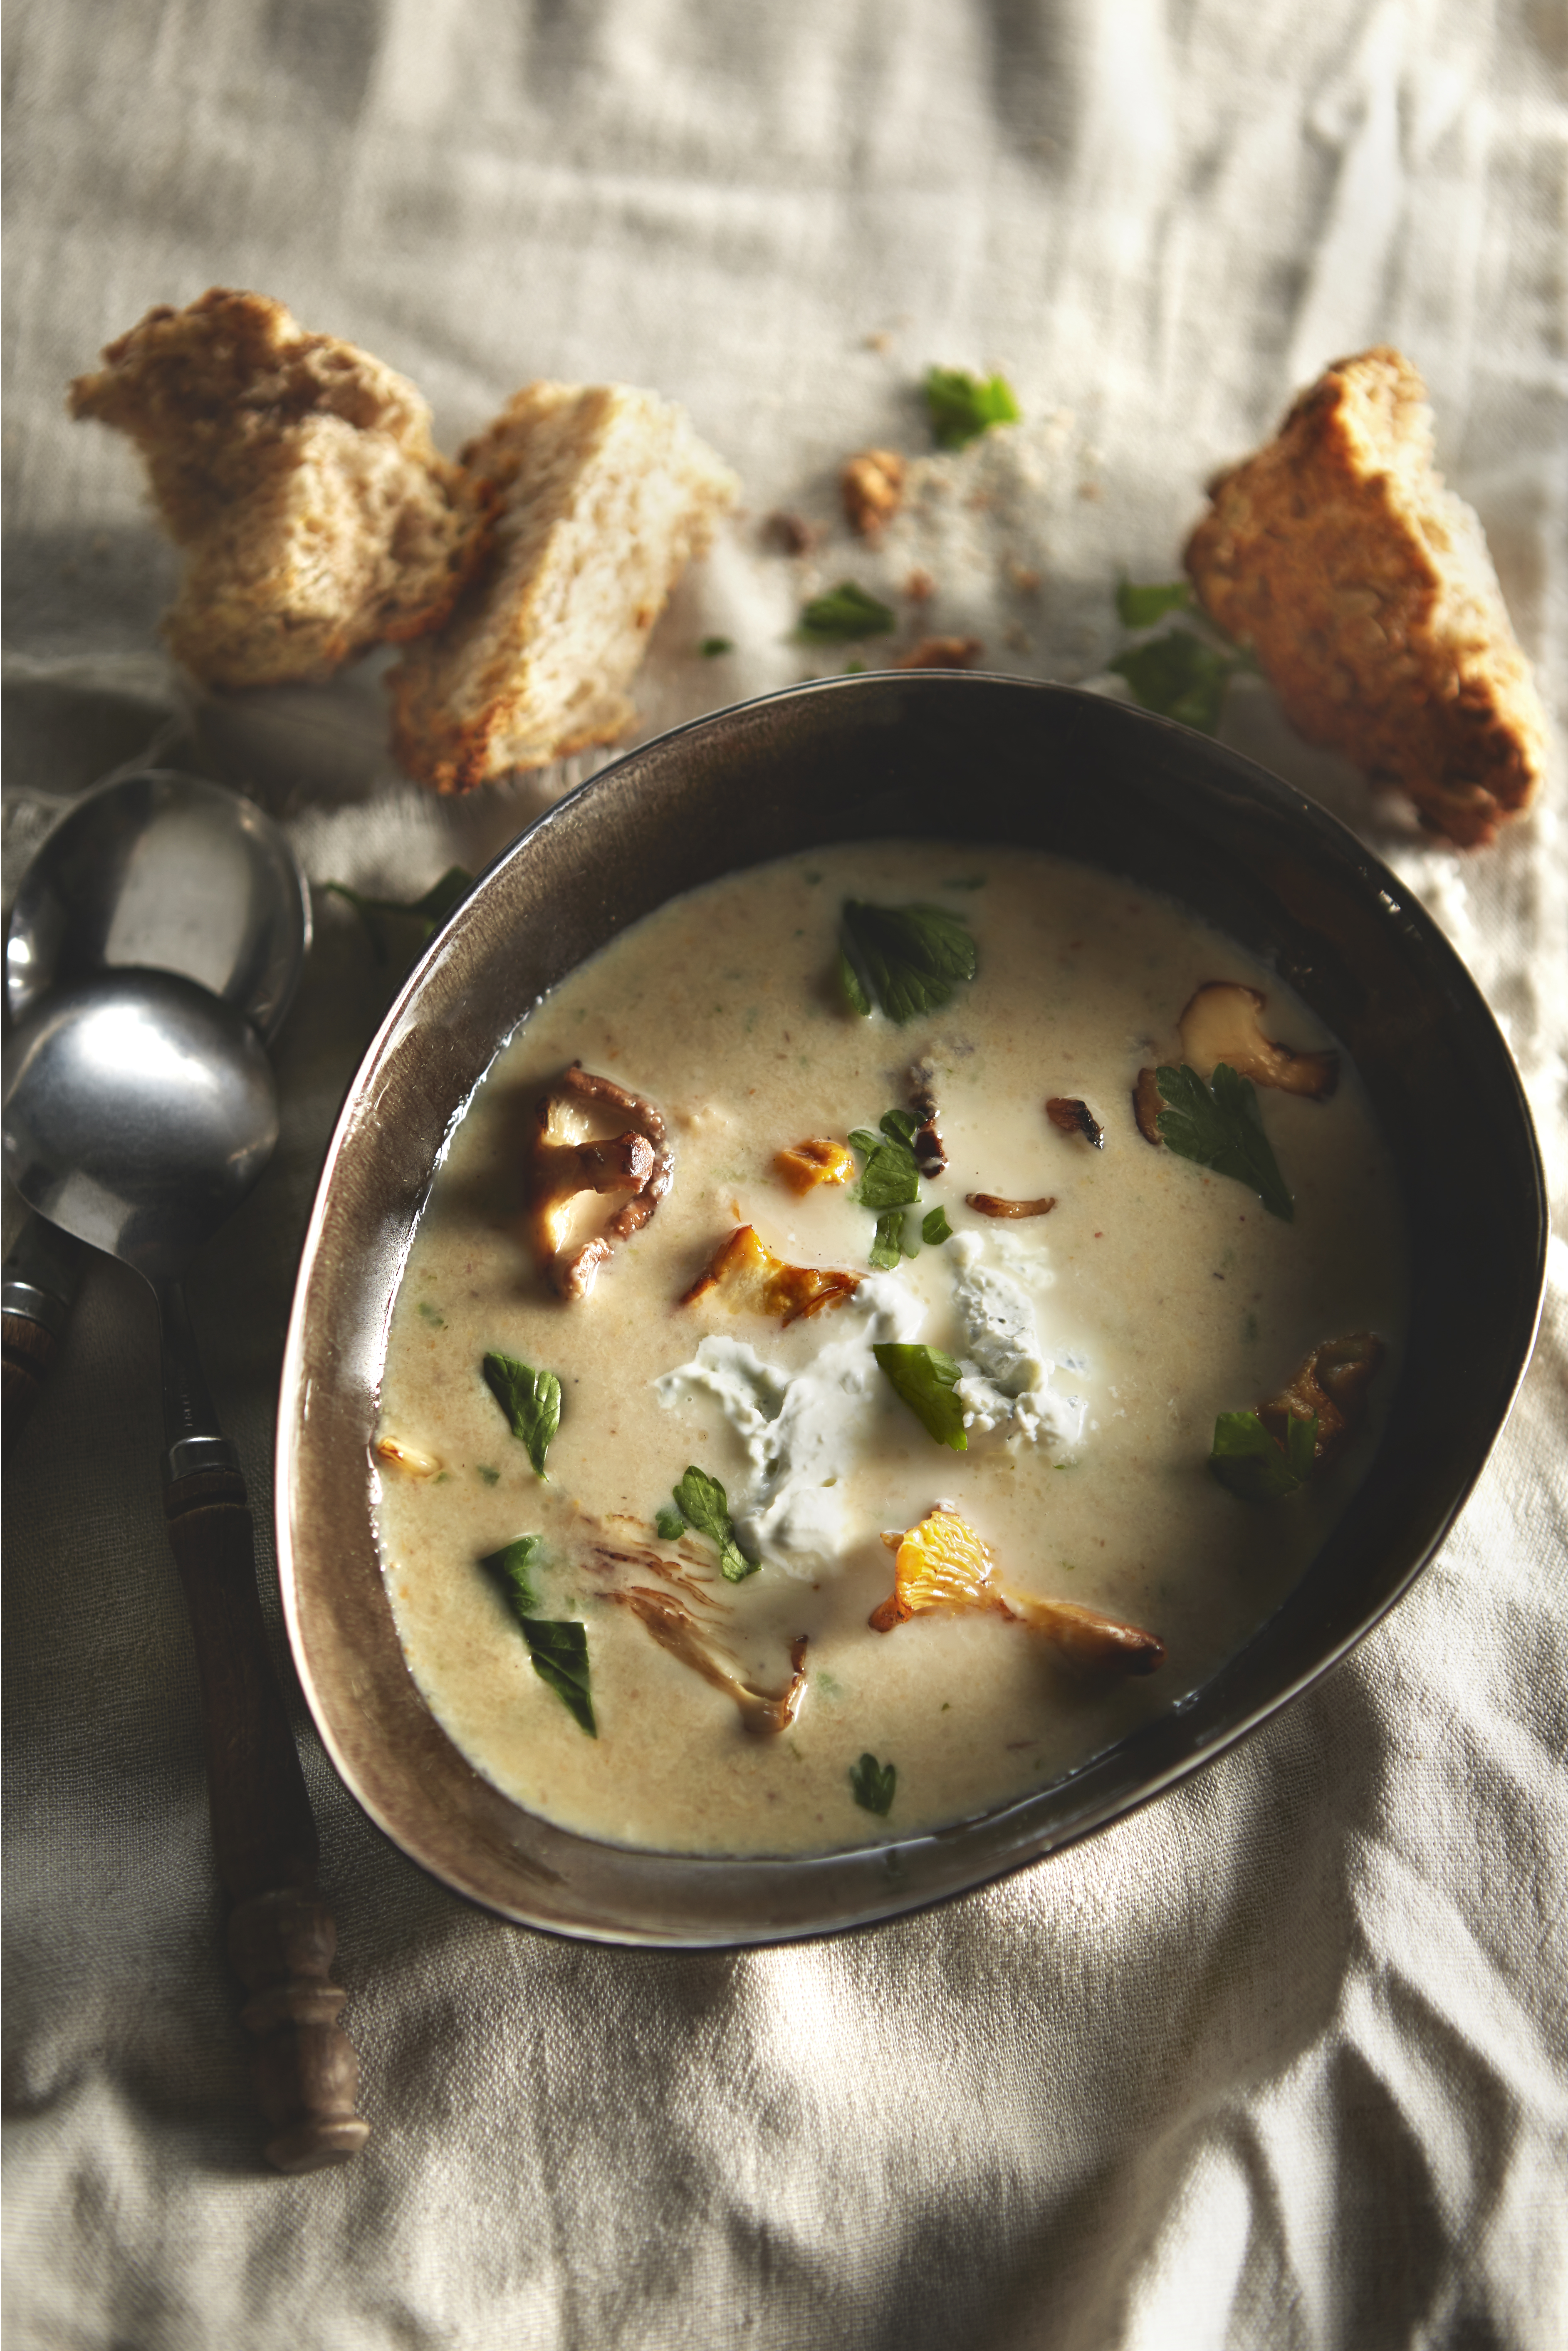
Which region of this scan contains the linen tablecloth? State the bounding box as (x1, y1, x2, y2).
(4, 3, 1565, 2344)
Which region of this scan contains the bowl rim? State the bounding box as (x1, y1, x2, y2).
(275, 673, 1549, 1946)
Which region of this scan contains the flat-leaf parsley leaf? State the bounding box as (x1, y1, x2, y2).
(798, 582, 897, 643)
(1115, 580, 1193, 628)
(850, 1752, 898, 1814)
(921, 1205, 954, 1246)
(924, 366, 1021, 449)
(1155, 1063, 1293, 1221)
(873, 1343, 968, 1452)
(482, 1352, 563, 1476)
(1209, 1410, 1318, 1503)
(480, 1533, 544, 1618)
(519, 1618, 596, 1736)
(671, 1465, 759, 1582)
(838, 900, 977, 1023)
(323, 866, 472, 964)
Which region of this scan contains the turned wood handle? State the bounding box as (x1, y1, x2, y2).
(3, 1308, 57, 1461)
(164, 1464, 370, 2172)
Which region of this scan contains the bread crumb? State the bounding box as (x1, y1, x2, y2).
(903, 567, 936, 603)
(895, 636, 983, 670)
(764, 511, 817, 554)
(841, 449, 906, 539)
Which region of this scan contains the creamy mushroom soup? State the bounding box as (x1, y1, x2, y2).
(374, 841, 1405, 1856)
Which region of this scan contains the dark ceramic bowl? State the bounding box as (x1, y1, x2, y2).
(277, 676, 1546, 1945)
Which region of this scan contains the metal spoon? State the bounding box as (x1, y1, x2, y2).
(2, 770, 309, 1453)
(2, 969, 369, 2172)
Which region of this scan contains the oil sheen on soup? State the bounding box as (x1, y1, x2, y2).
(374, 841, 1406, 1858)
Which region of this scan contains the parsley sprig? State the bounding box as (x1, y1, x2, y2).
(482, 1352, 563, 1476)
(323, 866, 472, 964)
(480, 1536, 596, 1735)
(668, 1465, 758, 1583)
(924, 367, 1021, 449)
(1108, 580, 1246, 736)
(850, 1752, 898, 1814)
(838, 900, 977, 1023)
(873, 1343, 968, 1452)
(799, 582, 897, 642)
(1209, 1410, 1318, 1503)
(1155, 1063, 1294, 1222)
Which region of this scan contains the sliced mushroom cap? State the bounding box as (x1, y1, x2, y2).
(1132, 1066, 1164, 1144)
(966, 1192, 1057, 1218)
(681, 1224, 861, 1325)
(1000, 1592, 1167, 1675)
(1179, 982, 1339, 1099)
(526, 1063, 673, 1298)
(1259, 1330, 1384, 1469)
(374, 1435, 443, 1476)
(1046, 1096, 1106, 1149)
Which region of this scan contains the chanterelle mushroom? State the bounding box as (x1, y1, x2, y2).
(1179, 982, 1338, 1100)
(1261, 1331, 1384, 1469)
(583, 1526, 808, 1735)
(1046, 1096, 1105, 1149)
(871, 1507, 1165, 1677)
(682, 1224, 861, 1325)
(527, 1061, 673, 1298)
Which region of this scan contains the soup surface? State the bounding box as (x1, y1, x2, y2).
(375, 841, 1406, 1856)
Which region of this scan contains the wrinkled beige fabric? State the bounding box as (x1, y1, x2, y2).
(3, 2, 1565, 2345)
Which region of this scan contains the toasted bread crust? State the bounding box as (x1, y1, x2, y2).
(1184, 347, 1548, 847)
(69, 289, 488, 689)
(388, 382, 738, 793)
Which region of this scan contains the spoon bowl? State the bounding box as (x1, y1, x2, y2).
(2, 969, 278, 1282)
(5, 768, 310, 1040)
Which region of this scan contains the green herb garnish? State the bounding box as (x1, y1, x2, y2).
(1209, 1410, 1318, 1503)
(849, 1114, 922, 1209)
(1155, 1063, 1293, 1221)
(869, 1208, 921, 1270)
(417, 1300, 445, 1328)
(482, 1352, 563, 1476)
(850, 1752, 898, 1815)
(670, 1465, 758, 1583)
(873, 1343, 968, 1452)
(699, 635, 734, 657)
(1115, 580, 1193, 628)
(654, 1506, 686, 1542)
(923, 366, 1021, 449)
(476, 1465, 500, 1486)
(798, 582, 898, 643)
(1109, 631, 1239, 734)
(838, 900, 977, 1023)
(322, 866, 472, 965)
(481, 1533, 544, 1617)
(921, 1205, 953, 1245)
(518, 1619, 596, 1736)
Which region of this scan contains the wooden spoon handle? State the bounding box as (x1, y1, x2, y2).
(163, 1464, 370, 2172)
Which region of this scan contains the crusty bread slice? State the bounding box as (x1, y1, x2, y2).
(69, 289, 487, 690)
(388, 382, 739, 793)
(1184, 347, 1548, 847)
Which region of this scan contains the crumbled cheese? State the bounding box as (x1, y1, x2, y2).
(947, 1231, 1086, 1451)
(655, 1273, 923, 1578)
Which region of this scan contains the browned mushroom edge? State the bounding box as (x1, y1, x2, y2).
(966, 1193, 1057, 1218)
(1045, 1096, 1105, 1149)
(1179, 982, 1339, 1100)
(527, 1062, 673, 1298)
(1259, 1331, 1385, 1471)
(908, 1063, 947, 1175)
(681, 1225, 861, 1325)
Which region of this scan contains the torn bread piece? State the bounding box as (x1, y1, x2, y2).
(1184, 347, 1548, 848)
(389, 382, 739, 792)
(68, 288, 486, 689)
